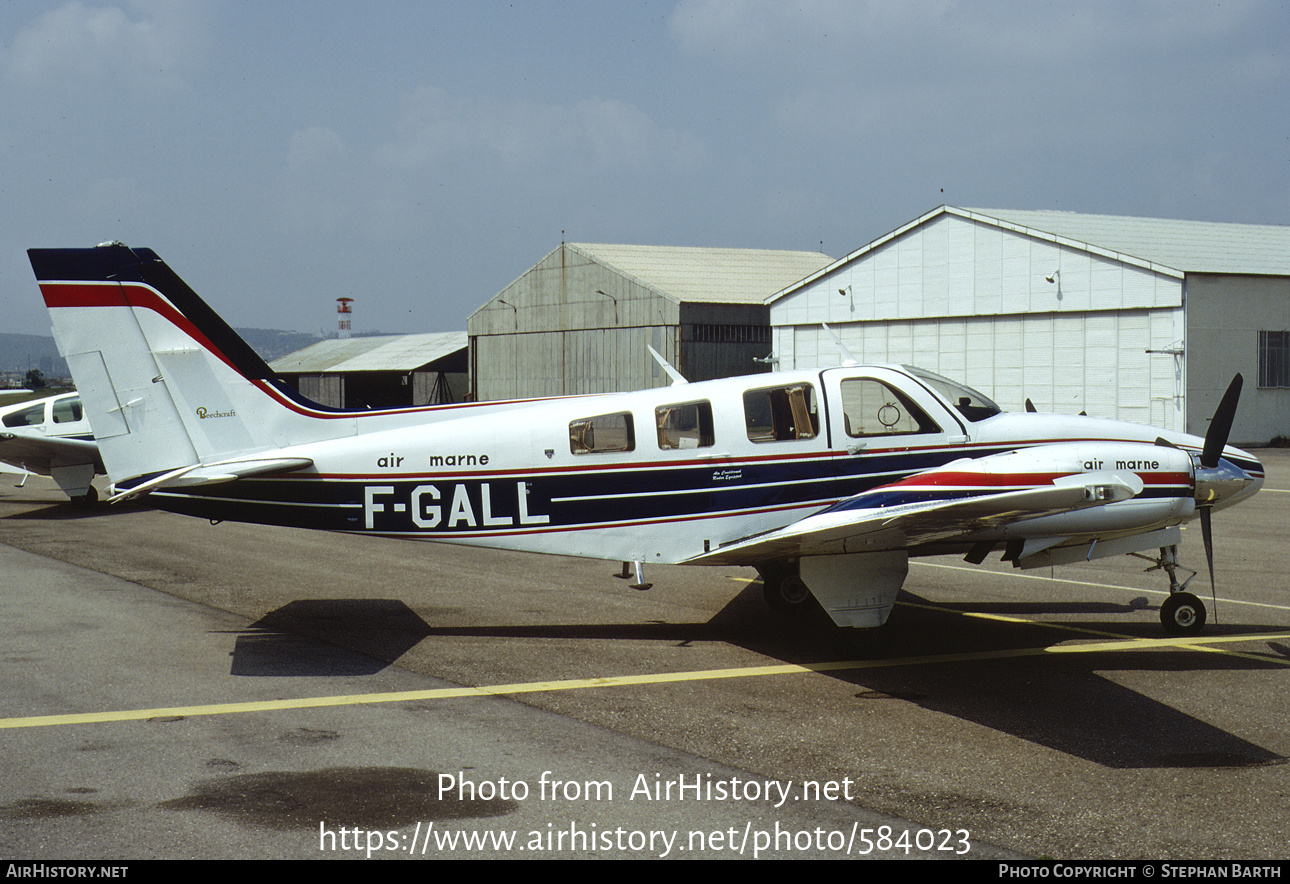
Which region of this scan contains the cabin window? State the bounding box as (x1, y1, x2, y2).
(839, 379, 939, 437)
(656, 401, 714, 450)
(743, 383, 818, 443)
(2, 403, 45, 428)
(569, 412, 635, 454)
(52, 397, 82, 424)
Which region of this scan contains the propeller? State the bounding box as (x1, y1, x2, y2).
(1194, 374, 1244, 617)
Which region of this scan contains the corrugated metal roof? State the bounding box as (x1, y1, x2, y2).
(270, 332, 467, 373)
(963, 207, 1290, 275)
(569, 243, 832, 303)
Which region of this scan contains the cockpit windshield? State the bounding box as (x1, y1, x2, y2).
(903, 366, 1002, 423)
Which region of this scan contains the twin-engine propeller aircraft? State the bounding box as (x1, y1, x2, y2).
(29, 244, 1264, 635)
(0, 390, 103, 503)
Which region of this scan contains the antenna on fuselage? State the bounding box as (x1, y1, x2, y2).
(822, 323, 859, 366)
(647, 344, 688, 385)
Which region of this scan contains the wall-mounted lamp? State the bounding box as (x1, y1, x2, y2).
(1045, 270, 1060, 284)
(496, 297, 518, 329)
(593, 289, 619, 323)
(838, 285, 852, 297)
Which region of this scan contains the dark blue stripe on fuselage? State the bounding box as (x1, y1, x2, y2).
(144, 448, 992, 533)
(138, 445, 1195, 536)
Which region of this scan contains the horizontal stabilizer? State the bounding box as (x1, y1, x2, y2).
(109, 456, 313, 503)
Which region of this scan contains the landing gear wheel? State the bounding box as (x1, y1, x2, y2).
(71, 485, 98, 507)
(1160, 592, 1206, 635)
(762, 571, 814, 614)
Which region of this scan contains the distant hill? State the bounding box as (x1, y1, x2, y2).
(0, 329, 322, 383)
(0, 333, 66, 377)
(233, 328, 324, 363)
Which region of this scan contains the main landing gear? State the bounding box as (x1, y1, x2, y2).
(1132, 544, 1207, 635)
(757, 561, 819, 616)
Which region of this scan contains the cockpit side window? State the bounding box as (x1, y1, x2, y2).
(569, 412, 635, 454)
(840, 379, 939, 437)
(656, 401, 714, 450)
(903, 366, 1002, 422)
(743, 383, 818, 442)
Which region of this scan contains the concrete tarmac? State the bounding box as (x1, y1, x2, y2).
(1, 451, 1287, 860)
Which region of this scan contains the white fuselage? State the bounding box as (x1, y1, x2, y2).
(137, 364, 1263, 567)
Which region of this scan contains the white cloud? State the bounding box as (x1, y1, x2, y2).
(4, 0, 209, 92)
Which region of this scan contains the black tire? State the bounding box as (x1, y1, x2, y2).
(762, 571, 815, 614)
(71, 485, 98, 507)
(1160, 592, 1206, 635)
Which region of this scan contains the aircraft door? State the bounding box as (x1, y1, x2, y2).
(822, 369, 960, 454)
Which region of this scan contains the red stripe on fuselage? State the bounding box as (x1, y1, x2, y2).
(890, 470, 1192, 488)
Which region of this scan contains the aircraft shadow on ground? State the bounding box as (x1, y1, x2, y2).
(232, 583, 1283, 770)
(230, 599, 431, 677)
(717, 582, 1286, 770)
(0, 500, 150, 521)
(411, 579, 1284, 771)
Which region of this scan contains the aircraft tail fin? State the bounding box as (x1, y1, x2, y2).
(28, 244, 328, 488)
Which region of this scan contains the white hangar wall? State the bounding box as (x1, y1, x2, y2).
(770, 211, 1187, 432)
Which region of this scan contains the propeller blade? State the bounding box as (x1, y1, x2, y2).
(1200, 506, 1215, 596)
(1201, 374, 1243, 468)
(1199, 505, 1219, 624)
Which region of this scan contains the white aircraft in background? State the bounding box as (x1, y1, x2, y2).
(29, 244, 1263, 634)
(0, 390, 103, 503)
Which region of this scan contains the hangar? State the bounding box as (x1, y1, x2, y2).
(271, 332, 468, 409)
(469, 242, 831, 400)
(767, 206, 1290, 444)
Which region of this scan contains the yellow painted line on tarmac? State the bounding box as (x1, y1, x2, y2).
(895, 599, 1290, 665)
(733, 571, 1290, 659)
(3, 630, 1287, 731)
(913, 560, 1290, 613)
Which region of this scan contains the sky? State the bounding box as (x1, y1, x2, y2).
(2, 0, 1287, 337)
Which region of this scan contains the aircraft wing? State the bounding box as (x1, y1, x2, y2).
(686, 465, 1144, 566)
(0, 433, 102, 477)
